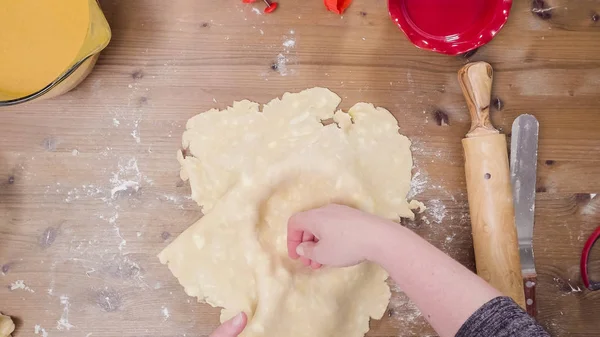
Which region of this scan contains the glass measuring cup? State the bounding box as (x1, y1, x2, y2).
(0, 0, 111, 106)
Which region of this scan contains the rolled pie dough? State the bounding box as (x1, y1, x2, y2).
(159, 88, 416, 337)
(0, 313, 15, 337)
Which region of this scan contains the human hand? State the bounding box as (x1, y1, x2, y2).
(209, 313, 247, 337)
(287, 204, 388, 269)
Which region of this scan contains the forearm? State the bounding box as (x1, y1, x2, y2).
(367, 222, 502, 337)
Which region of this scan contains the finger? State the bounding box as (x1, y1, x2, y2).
(303, 231, 315, 242)
(287, 226, 304, 260)
(301, 257, 311, 266)
(300, 231, 315, 266)
(309, 238, 322, 269)
(287, 212, 316, 259)
(310, 260, 322, 269)
(296, 241, 320, 262)
(209, 312, 247, 337)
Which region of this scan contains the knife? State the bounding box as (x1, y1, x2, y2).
(510, 114, 540, 318)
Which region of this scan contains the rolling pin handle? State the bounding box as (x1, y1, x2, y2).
(458, 62, 498, 137)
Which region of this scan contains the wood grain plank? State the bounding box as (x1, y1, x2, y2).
(1, 0, 600, 336)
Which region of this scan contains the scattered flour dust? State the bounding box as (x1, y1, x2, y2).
(131, 119, 141, 143)
(110, 157, 148, 198)
(104, 156, 152, 253)
(159, 194, 190, 210)
(105, 157, 153, 252)
(10, 280, 35, 293)
(406, 169, 448, 225)
(65, 184, 104, 203)
(56, 295, 74, 331)
(427, 199, 447, 224)
(276, 53, 290, 76)
(553, 277, 582, 294)
(34, 325, 49, 337)
(408, 171, 428, 199)
(282, 39, 295, 48)
(276, 32, 296, 77)
(110, 180, 139, 198)
(52, 155, 154, 257)
(109, 213, 126, 252)
(161, 306, 170, 320)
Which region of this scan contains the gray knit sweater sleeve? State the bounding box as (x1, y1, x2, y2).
(455, 297, 550, 337)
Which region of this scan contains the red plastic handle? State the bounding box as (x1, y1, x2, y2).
(264, 2, 278, 13)
(581, 226, 600, 291)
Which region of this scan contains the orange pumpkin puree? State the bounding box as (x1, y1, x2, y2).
(0, 0, 90, 97)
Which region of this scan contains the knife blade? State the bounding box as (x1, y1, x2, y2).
(510, 114, 539, 318)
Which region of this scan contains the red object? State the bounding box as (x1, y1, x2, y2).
(581, 226, 600, 291)
(324, 0, 353, 14)
(264, 0, 278, 13)
(242, 0, 277, 14)
(388, 0, 512, 55)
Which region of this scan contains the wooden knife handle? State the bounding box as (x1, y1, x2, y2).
(459, 62, 526, 309)
(524, 275, 537, 318)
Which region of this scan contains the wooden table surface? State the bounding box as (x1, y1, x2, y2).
(2, 0, 600, 336)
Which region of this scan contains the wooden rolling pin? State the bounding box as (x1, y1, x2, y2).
(458, 62, 526, 308)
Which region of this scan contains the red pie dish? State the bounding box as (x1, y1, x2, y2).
(388, 0, 512, 55)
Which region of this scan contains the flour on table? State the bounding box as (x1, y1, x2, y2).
(65, 184, 104, 203)
(276, 53, 290, 76)
(282, 39, 295, 48)
(10, 280, 34, 293)
(273, 34, 296, 77)
(159, 88, 420, 337)
(34, 325, 48, 337)
(131, 119, 141, 143)
(161, 306, 170, 320)
(407, 171, 428, 199)
(427, 199, 447, 224)
(56, 295, 74, 331)
(109, 157, 150, 198)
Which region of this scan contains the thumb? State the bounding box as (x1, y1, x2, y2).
(209, 312, 247, 337)
(296, 241, 321, 261)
